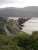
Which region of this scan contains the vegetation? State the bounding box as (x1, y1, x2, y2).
(0, 18, 38, 50)
(7, 19, 20, 34)
(0, 31, 38, 50)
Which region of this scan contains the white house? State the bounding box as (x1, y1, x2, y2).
(22, 17, 38, 35)
(8, 17, 20, 20)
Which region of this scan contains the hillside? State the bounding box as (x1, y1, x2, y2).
(0, 6, 38, 17)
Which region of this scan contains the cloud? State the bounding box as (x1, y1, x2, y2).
(0, 0, 26, 8)
(0, 0, 38, 8)
(0, 0, 14, 5)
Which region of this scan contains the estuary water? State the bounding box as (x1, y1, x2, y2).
(22, 17, 38, 35)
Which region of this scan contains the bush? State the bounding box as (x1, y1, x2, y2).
(1, 31, 38, 50)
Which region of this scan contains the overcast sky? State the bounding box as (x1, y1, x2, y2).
(0, 0, 38, 8)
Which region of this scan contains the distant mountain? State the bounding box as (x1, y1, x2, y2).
(0, 6, 38, 17)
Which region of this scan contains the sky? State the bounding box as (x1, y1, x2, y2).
(0, 0, 38, 8)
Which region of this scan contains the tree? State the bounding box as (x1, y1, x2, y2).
(17, 17, 31, 30)
(6, 19, 20, 35)
(17, 32, 32, 50)
(32, 31, 38, 50)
